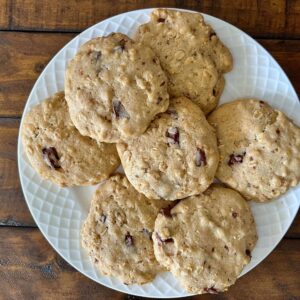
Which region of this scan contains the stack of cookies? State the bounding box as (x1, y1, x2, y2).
(21, 9, 300, 295)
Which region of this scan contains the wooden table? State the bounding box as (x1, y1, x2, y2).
(0, 1, 299, 299)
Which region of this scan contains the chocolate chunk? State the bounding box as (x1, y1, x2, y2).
(125, 232, 134, 247)
(259, 100, 265, 105)
(276, 129, 280, 134)
(195, 148, 207, 167)
(245, 249, 251, 258)
(224, 245, 229, 251)
(204, 287, 219, 294)
(157, 18, 165, 23)
(99, 214, 107, 224)
(160, 81, 166, 86)
(232, 212, 238, 218)
(142, 228, 152, 240)
(42, 147, 61, 169)
(166, 127, 180, 145)
(112, 100, 129, 119)
(163, 238, 174, 243)
(228, 152, 246, 166)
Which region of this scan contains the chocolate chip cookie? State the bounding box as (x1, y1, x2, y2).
(208, 99, 300, 202)
(81, 174, 171, 284)
(22, 92, 120, 186)
(117, 97, 219, 200)
(135, 9, 232, 114)
(152, 184, 257, 294)
(65, 33, 169, 143)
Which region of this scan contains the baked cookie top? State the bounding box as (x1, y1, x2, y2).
(65, 33, 169, 143)
(208, 99, 300, 202)
(152, 185, 257, 294)
(117, 97, 219, 200)
(81, 174, 170, 284)
(135, 9, 232, 114)
(21, 92, 120, 186)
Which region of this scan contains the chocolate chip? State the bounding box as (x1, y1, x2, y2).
(160, 81, 166, 86)
(112, 100, 129, 119)
(224, 245, 229, 251)
(232, 212, 238, 218)
(166, 127, 180, 145)
(42, 147, 61, 169)
(125, 232, 134, 247)
(245, 249, 251, 258)
(164, 238, 174, 243)
(204, 287, 219, 294)
(157, 18, 165, 22)
(195, 148, 207, 167)
(212, 247, 215, 252)
(157, 96, 163, 104)
(276, 129, 280, 134)
(228, 152, 246, 166)
(259, 100, 265, 105)
(142, 228, 152, 240)
(99, 214, 106, 224)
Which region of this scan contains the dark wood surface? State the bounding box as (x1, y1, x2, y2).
(0, 1, 299, 299)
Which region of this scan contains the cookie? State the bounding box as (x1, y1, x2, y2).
(208, 99, 300, 202)
(152, 184, 257, 294)
(81, 174, 171, 284)
(21, 92, 120, 186)
(65, 33, 169, 143)
(135, 9, 232, 114)
(117, 97, 219, 200)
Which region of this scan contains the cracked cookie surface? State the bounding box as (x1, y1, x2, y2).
(65, 33, 169, 143)
(152, 185, 257, 294)
(135, 9, 232, 114)
(81, 174, 171, 284)
(22, 92, 120, 186)
(208, 99, 300, 202)
(117, 97, 219, 200)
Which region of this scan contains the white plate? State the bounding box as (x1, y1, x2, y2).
(18, 8, 300, 298)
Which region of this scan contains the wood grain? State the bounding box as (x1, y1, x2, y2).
(2, 0, 299, 39)
(0, 119, 35, 227)
(0, 32, 300, 117)
(0, 227, 299, 300)
(0, 0, 9, 28)
(0, 31, 74, 117)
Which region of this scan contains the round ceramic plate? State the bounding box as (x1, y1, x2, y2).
(18, 8, 300, 298)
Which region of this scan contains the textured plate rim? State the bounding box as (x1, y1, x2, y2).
(17, 7, 300, 298)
